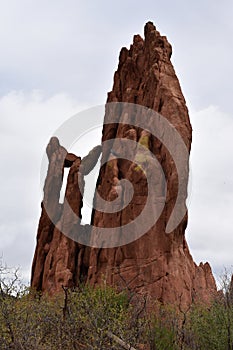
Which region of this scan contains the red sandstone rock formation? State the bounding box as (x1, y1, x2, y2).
(31, 22, 217, 306)
(31, 138, 101, 294)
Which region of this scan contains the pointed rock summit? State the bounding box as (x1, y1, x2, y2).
(31, 22, 217, 307)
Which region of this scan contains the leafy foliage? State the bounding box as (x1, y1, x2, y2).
(1, 263, 233, 349)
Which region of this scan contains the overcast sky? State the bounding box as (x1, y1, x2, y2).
(0, 0, 233, 284)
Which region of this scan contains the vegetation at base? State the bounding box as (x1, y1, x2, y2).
(1, 262, 233, 349)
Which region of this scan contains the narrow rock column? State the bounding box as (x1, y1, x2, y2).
(31, 137, 67, 291)
(31, 140, 101, 293)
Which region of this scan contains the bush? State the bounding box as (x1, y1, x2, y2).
(1, 262, 233, 350)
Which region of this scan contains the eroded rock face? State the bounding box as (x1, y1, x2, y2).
(31, 22, 217, 306)
(81, 22, 217, 306)
(31, 138, 99, 294)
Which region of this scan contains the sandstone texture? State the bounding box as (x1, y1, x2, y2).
(31, 22, 217, 306)
(31, 138, 99, 294)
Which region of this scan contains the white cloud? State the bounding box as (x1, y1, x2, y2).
(0, 90, 86, 281)
(187, 105, 233, 277)
(0, 1, 232, 113)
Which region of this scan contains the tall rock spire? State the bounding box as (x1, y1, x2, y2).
(31, 22, 217, 306)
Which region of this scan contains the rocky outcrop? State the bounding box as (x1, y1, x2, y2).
(31, 138, 100, 294)
(31, 22, 217, 306)
(83, 22, 216, 306)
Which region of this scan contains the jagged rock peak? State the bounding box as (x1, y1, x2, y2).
(31, 22, 217, 308)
